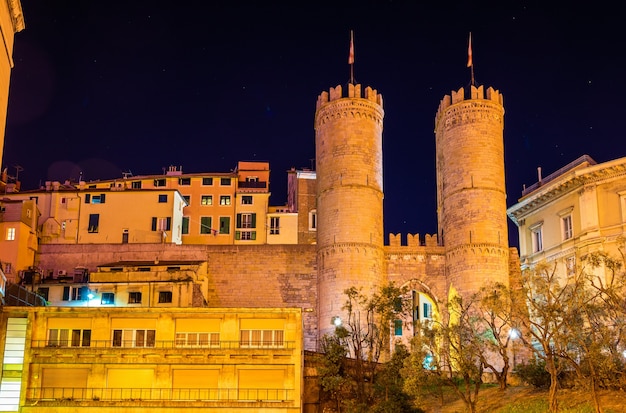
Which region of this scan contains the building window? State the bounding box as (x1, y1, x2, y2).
(566, 256, 576, 277)
(201, 195, 213, 205)
(182, 195, 190, 204)
(394, 320, 403, 336)
(240, 330, 284, 348)
(220, 177, 231, 186)
(64, 286, 88, 301)
(128, 292, 142, 304)
(202, 177, 213, 186)
(152, 217, 172, 231)
(88, 214, 100, 233)
(158, 194, 168, 203)
(158, 291, 172, 303)
(237, 213, 256, 229)
(242, 195, 253, 205)
(182, 217, 189, 235)
(309, 210, 317, 231)
(101, 293, 115, 305)
(219, 217, 230, 234)
(91, 194, 106, 204)
(219, 195, 231, 205)
(178, 177, 191, 185)
(47, 329, 91, 347)
(154, 178, 166, 187)
(112, 329, 156, 348)
(270, 217, 280, 235)
(6, 227, 15, 240)
(37, 287, 49, 301)
(131, 181, 142, 189)
(562, 215, 573, 240)
(175, 332, 220, 348)
(200, 217, 213, 234)
(530, 224, 543, 253)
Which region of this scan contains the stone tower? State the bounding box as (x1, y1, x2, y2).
(435, 85, 509, 298)
(314, 83, 385, 339)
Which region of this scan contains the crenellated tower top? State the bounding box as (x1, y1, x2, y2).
(316, 83, 383, 111)
(435, 85, 503, 129)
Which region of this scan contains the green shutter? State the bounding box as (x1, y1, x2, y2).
(251, 213, 256, 228)
(251, 231, 256, 240)
(235, 231, 240, 240)
(100, 194, 106, 203)
(85, 194, 91, 203)
(236, 213, 242, 228)
(166, 217, 172, 231)
(151, 217, 157, 231)
(182, 217, 189, 234)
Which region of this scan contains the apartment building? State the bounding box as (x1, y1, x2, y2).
(0, 306, 303, 412)
(507, 155, 626, 279)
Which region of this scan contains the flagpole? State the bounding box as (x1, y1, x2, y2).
(467, 32, 475, 86)
(349, 30, 355, 84)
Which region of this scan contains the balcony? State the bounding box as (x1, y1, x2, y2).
(31, 340, 296, 351)
(26, 387, 295, 403)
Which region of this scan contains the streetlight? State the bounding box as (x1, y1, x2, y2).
(509, 328, 520, 368)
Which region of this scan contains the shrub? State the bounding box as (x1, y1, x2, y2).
(515, 359, 551, 388)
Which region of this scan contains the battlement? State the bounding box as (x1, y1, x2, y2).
(316, 83, 383, 111)
(435, 85, 503, 125)
(388, 233, 439, 247)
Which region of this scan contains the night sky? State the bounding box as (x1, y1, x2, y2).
(4, 2, 626, 247)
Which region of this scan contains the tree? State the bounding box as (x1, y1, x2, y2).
(403, 295, 486, 413)
(318, 282, 414, 412)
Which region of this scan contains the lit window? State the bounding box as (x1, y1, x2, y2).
(175, 332, 220, 348)
(242, 195, 253, 205)
(6, 227, 15, 240)
(270, 217, 280, 235)
(562, 215, 573, 240)
(220, 195, 231, 205)
(201, 195, 213, 205)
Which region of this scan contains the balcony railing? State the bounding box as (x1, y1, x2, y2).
(27, 387, 294, 402)
(31, 340, 296, 350)
(238, 181, 267, 189)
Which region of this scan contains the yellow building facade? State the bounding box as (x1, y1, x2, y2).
(507, 155, 626, 281)
(0, 306, 303, 413)
(0, 199, 37, 283)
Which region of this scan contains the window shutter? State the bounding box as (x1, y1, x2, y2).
(235, 231, 241, 240)
(251, 213, 256, 228)
(166, 217, 172, 231)
(251, 231, 256, 240)
(62, 286, 70, 301)
(236, 214, 242, 228)
(85, 194, 91, 204)
(151, 217, 157, 231)
(100, 194, 106, 203)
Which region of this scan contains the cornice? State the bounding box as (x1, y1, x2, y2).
(507, 159, 626, 224)
(7, 0, 24, 32)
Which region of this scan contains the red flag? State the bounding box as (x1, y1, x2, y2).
(348, 30, 355, 65)
(467, 32, 473, 68)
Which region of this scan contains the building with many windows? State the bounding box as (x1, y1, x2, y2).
(507, 155, 626, 280)
(0, 306, 303, 412)
(0, 198, 38, 283)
